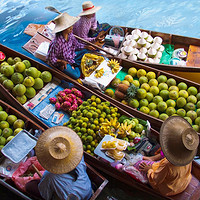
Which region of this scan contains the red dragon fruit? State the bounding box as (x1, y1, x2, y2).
(57, 96, 64, 103)
(57, 91, 66, 98)
(76, 97, 83, 105)
(63, 101, 71, 107)
(63, 88, 71, 94)
(71, 88, 78, 93)
(73, 98, 77, 105)
(55, 102, 61, 110)
(69, 104, 78, 111)
(49, 97, 57, 104)
(67, 94, 76, 99)
(63, 96, 73, 103)
(74, 90, 83, 98)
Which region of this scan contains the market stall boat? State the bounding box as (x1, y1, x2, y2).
(0, 44, 200, 200)
(0, 99, 108, 200)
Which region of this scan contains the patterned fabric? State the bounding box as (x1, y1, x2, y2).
(38, 156, 92, 200)
(46, 32, 84, 67)
(73, 15, 97, 42)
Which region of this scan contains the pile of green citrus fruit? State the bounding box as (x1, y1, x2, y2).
(0, 105, 25, 152)
(63, 95, 121, 155)
(107, 67, 200, 131)
(0, 56, 52, 104)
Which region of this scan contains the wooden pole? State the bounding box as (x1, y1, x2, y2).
(32, 164, 42, 178)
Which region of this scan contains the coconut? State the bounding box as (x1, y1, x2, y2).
(131, 34, 140, 41)
(154, 58, 160, 64)
(131, 29, 141, 36)
(118, 53, 127, 59)
(124, 46, 134, 56)
(146, 35, 153, 43)
(129, 40, 136, 48)
(123, 40, 132, 47)
(137, 52, 147, 61)
(120, 47, 125, 53)
(125, 34, 133, 40)
(146, 58, 155, 63)
(128, 54, 137, 61)
(137, 38, 147, 48)
(131, 48, 139, 55)
(145, 42, 151, 49)
(151, 42, 161, 51)
(159, 45, 165, 52)
(147, 48, 157, 58)
(140, 47, 148, 54)
(140, 32, 148, 39)
(155, 51, 163, 59)
(153, 36, 163, 44)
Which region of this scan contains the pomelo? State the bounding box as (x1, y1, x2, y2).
(177, 109, 186, 117)
(146, 92, 154, 102)
(2, 128, 13, 138)
(7, 57, 15, 65)
(166, 107, 176, 116)
(178, 82, 187, 90)
(167, 78, 176, 86)
(128, 67, 137, 77)
(105, 89, 114, 97)
(192, 125, 199, 132)
(187, 86, 198, 96)
(197, 101, 200, 108)
(132, 80, 140, 87)
(153, 95, 163, 105)
(195, 117, 200, 126)
(139, 76, 148, 84)
(2, 65, 14, 77)
(157, 75, 167, 83)
(186, 110, 197, 121)
(40, 71, 52, 83)
(136, 88, 147, 99)
(14, 62, 26, 73)
(137, 69, 146, 78)
(146, 71, 156, 80)
(134, 124, 144, 133)
(13, 119, 25, 129)
(159, 90, 169, 101)
(148, 79, 158, 87)
(7, 115, 17, 125)
(14, 128, 23, 136)
(13, 84, 26, 96)
(197, 108, 200, 117)
(169, 86, 179, 92)
(149, 110, 159, 118)
(196, 93, 200, 101)
(25, 87, 36, 98)
(3, 79, 14, 91)
(124, 75, 134, 83)
(129, 99, 139, 108)
(33, 78, 44, 90)
(0, 111, 8, 121)
(111, 78, 121, 88)
(159, 113, 169, 121)
(6, 136, 15, 143)
(16, 95, 27, 104)
(176, 97, 187, 108)
(157, 101, 167, 112)
(13, 57, 22, 64)
(140, 106, 150, 114)
(0, 74, 8, 83)
(0, 121, 9, 129)
(158, 83, 168, 91)
(11, 72, 24, 84)
(169, 90, 179, 100)
(184, 117, 192, 125)
(0, 106, 3, 111)
(166, 99, 176, 107)
(141, 83, 150, 91)
(148, 102, 157, 110)
(184, 102, 195, 111)
(179, 90, 188, 98)
(0, 136, 6, 145)
(149, 86, 159, 96)
(139, 99, 149, 107)
(187, 95, 197, 104)
(26, 67, 39, 78)
(22, 60, 31, 68)
(23, 76, 35, 87)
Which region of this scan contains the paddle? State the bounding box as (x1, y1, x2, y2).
(45, 6, 61, 14)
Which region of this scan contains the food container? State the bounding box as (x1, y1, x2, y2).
(1, 130, 37, 163)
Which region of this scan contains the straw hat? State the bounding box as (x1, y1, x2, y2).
(35, 126, 83, 174)
(52, 12, 80, 33)
(79, 1, 101, 16)
(160, 116, 199, 166)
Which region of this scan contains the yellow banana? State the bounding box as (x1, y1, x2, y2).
(95, 68, 104, 78)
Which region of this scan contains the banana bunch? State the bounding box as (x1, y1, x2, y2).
(107, 59, 120, 74)
(118, 121, 132, 137)
(95, 68, 104, 78)
(99, 118, 120, 137)
(106, 149, 125, 161)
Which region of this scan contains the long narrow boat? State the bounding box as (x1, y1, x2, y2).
(108, 26, 200, 84)
(0, 99, 108, 200)
(0, 44, 199, 199)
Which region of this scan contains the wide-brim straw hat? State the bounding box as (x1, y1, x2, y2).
(160, 116, 199, 166)
(52, 12, 80, 33)
(79, 1, 101, 16)
(35, 126, 83, 174)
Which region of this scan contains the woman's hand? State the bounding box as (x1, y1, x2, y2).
(57, 59, 68, 71)
(139, 162, 151, 172)
(143, 156, 154, 161)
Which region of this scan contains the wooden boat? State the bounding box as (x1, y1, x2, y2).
(0, 44, 200, 200)
(107, 26, 200, 84)
(0, 100, 108, 200)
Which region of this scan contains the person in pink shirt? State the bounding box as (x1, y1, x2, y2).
(73, 1, 110, 43)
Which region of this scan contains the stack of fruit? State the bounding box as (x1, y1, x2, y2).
(49, 87, 83, 112)
(0, 105, 25, 151)
(106, 67, 200, 132)
(0, 56, 52, 104)
(63, 95, 121, 155)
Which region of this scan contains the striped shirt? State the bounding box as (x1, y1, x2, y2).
(47, 32, 84, 67)
(73, 15, 97, 42)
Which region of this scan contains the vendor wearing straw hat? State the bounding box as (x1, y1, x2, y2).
(47, 12, 92, 80)
(26, 126, 92, 200)
(73, 1, 110, 43)
(139, 116, 199, 196)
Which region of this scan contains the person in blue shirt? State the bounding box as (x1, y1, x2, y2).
(26, 126, 92, 200)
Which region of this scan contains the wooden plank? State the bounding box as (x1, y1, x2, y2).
(186, 45, 200, 67)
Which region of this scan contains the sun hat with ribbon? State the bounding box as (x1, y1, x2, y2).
(79, 1, 101, 16)
(52, 12, 80, 33)
(35, 126, 83, 174)
(160, 116, 199, 166)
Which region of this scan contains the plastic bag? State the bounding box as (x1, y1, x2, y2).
(12, 156, 45, 192)
(81, 53, 104, 77)
(122, 165, 147, 184)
